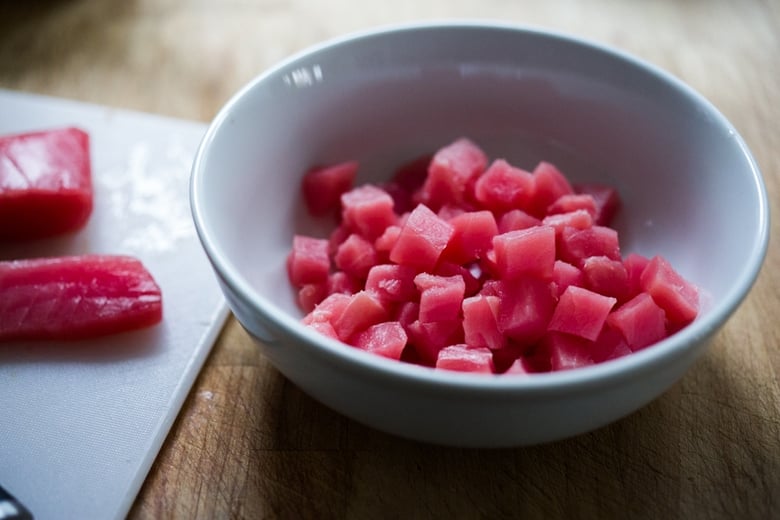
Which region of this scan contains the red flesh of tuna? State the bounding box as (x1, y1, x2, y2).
(0, 255, 162, 341)
(0, 127, 92, 241)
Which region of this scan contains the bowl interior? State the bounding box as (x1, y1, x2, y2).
(193, 24, 767, 358)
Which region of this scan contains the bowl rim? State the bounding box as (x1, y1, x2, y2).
(190, 19, 770, 395)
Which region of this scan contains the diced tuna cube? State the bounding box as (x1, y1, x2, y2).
(341, 184, 397, 240)
(414, 273, 466, 323)
(575, 183, 621, 226)
(529, 161, 574, 217)
(492, 225, 556, 280)
(552, 260, 584, 298)
(542, 209, 594, 237)
(442, 210, 498, 264)
(420, 138, 488, 210)
(298, 282, 328, 312)
(462, 294, 504, 350)
(581, 255, 630, 301)
(607, 292, 667, 351)
(332, 291, 388, 340)
(497, 209, 542, 233)
(640, 255, 699, 325)
(334, 233, 378, 280)
(287, 235, 330, 287)
(473, 159, 535, 213)
(558, 225, 621, 266)
(496, 277, 556, 344)
(435, 344, 495, 374)
(540, 332, 595, 371)
(548, 285, 617, 341)
(389, 204, 454, 271)
(546, 193, 598, 219)
(302, 292, 351, 325)
(365, 264, 418, 303)
(302, 160, 358, 216)
(624, 253, 651, 300)
(351, 321, 408, 360)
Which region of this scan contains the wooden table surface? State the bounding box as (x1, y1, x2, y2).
(2, 1, 778, 518)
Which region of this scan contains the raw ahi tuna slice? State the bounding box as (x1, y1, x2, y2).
(0, 255, 162, 341)
(0, 127, 92, 241)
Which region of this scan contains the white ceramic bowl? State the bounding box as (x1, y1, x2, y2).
(190, 22, 769, 447)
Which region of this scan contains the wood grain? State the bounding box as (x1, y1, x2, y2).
(1, 0, 778, 518)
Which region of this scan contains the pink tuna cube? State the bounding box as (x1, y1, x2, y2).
(334, 233, 379, 280)
(389, 203, 454, 272)
(462, 294, 504, 350)
(492, 225, 556, 280)
(442, 210, 498, 264)
(435, 344, 495, 374)
(496, 277, 556, 344)
(341, 184, 397, 240)
(352, 321, 408, 360)
(607, 292, 667, 351)
(287, 235, 330, 287)
(473, 159, 535, 213)
(302, 160, 358, 216)
(420, 137, 488, 210)
(414, 273, 466, 323)
(640, 255, 699, 325)
(548, 285, 617, 341)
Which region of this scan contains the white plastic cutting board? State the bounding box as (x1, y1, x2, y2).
(0, 89, 228, 519)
